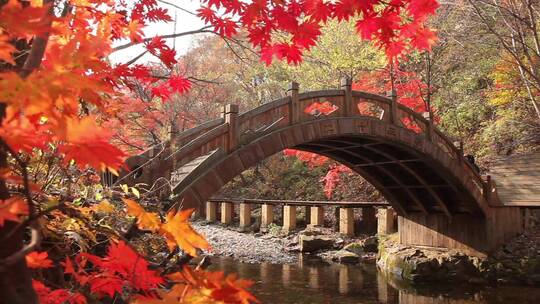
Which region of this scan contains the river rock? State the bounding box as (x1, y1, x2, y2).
(299, 234, 334, 252)
(319, 250, 360, 264)
(344, 236, 379, 255)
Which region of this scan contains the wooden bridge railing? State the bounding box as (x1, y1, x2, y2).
(120, 77, 491, 214)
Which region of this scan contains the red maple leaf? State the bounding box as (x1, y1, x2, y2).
(292, 21, 321, 50)
(411, 26, 438, 50)
(26, 251, 54, 269)
(408, 0, 440, 20)
(168, 76, 191, 94)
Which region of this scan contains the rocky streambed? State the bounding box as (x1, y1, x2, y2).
(193, 219, 540, 287)
(193, 220, 378, 265)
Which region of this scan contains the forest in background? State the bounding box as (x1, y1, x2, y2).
(118, 1, 540, 200)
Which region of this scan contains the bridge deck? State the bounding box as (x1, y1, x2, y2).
(490, 151, 540, 208)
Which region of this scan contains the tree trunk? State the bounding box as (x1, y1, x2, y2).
(0, 108, 38, 304)
(0, 0, 40, 300)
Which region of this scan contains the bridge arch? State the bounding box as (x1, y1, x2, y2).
(172, 116, 488, 217)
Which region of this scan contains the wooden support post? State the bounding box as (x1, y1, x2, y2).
(221, 202, 233, 225)
(224, 104, 239, 152)
(389, 89, 398, 125)
(239, 203, 251, 229)
(283, 205, 297, 232)
(206, 201, 217, 222)
(361, 207, 377, 234)
(261, 204, 274, 228)
(340, 77, 352, 117)
(377, 208, 396, 235)
(483, 175, 493, 202)
(334, 207, 340, 231)
(422, 111, 434, 141)
(310, 206, 324, 226)
(288, 82, 300, 124)
(339, 208, 355, 237)
(305, 206, 311, 225)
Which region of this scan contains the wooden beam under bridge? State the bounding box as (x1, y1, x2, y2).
(208, 197, 389, 208)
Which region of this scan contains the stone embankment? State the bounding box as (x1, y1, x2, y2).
(377, 229, 540, 286)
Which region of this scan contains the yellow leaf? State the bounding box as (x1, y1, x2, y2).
(30, 0, 43, 7)
(94, 200, 115, 213)
(159, 209, 209, 257)
(122, 198, 161, 232)
(131, 187, 140, 198)
(120, 184, 129, 194)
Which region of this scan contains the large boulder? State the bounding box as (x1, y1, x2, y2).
(299, 234, 334, 253)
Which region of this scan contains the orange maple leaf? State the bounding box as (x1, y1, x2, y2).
(0, 107, 49, 154)
(0, 196, 29, 226)
(57, 116, 126, 172)
(122, 198, 161, 232)
(26, 251, 54, 269)
(0, 31, 15, 64)
(160, 209, 209, 257)
(0, 0, 53, 38)
(165, 267, 258, 304)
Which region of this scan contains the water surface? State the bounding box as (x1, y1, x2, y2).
(208, 256, 540, 304)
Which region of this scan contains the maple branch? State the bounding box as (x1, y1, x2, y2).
(125, 50, 148, 66)
(0, 202, 65, 244)
(0, 141, 36, 217)
(157, 0, 198, 16)
(0, 225, 41, 271)
(20, 0, 55, 78)
(111, 26, 214, 52)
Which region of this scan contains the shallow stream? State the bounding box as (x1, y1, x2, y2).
(208, 256, 540, 304)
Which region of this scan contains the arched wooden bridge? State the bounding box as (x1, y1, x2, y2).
(118, 79, 532, 255)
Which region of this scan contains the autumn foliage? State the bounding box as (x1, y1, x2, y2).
(0, 0, 439, 302)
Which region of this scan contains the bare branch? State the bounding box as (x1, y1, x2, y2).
(112, 26, 214, 53)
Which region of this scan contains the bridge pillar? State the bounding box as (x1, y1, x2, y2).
(339, 207, 355, 237)
(283, 205, 297, 232)
(206, 201, 217, 222)
(360, 207, 377, 234)
(239, 203, 251, 229)
(310, 206, 324, 226)
(261, 204, 274, 228)
(377, 208, 396, 235)
(221, 202, 233, 225)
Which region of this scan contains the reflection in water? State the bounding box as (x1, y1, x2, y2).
(338, 265, 349, 295)
(308, 267, 319, 289)
(208, 256, 540, 304)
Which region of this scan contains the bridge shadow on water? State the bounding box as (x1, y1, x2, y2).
(208, 256, 540, 304)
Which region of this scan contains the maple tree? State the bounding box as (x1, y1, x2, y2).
(0, 0, 439, 302)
